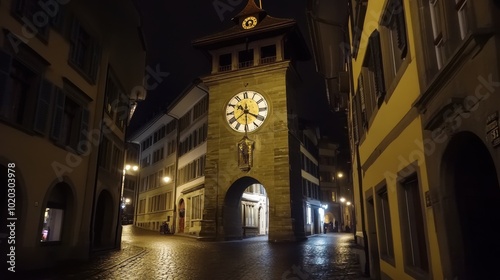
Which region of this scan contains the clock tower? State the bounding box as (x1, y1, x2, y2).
(193, 0, 310, 241)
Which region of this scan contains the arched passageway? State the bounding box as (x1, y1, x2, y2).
(441, 132, 500, 278)
(223, 176, 268, 239)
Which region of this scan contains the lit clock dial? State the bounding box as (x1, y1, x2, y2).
(242, 16, 258, 29)
(226, 90, 268, 133)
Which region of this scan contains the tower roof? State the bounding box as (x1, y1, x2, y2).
(231, 0, 266, 23)
(192, 1, 310, 60)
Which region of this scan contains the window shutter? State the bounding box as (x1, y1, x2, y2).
(69, 18, 80, 61)
(352, 94, 359, 143)
(77, 108, 89, 154)
(34, 80, 54, 135)
(358, 73, 368, 130)
(369, 30, 386, 102)
(394, 0, 408, 58)
(51, 88, 65, 141)
(90, 42, 101, 82)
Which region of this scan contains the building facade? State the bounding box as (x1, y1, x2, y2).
(0, 0, 145, 272)
(310, 0, 500, 279)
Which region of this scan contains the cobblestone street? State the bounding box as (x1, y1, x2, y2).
(16, 226, 369, 280)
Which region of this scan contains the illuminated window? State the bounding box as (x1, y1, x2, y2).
(41, 207, 64, 242)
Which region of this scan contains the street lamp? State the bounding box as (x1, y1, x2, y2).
(120, 164, 139, 220)
(163, 176, 171, 183)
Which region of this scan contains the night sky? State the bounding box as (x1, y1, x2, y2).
(129, 0, 349, 159)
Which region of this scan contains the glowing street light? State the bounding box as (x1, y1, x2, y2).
(337, 172, 344, 178)
(346, 201, 351, 206)
(121, 164, 139, 219)
(163, 176, 171, 183)
(340, 197, 346, 203)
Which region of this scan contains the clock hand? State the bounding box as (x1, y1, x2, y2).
(236, 112, 245, 120)
(247, 112, 259, 118)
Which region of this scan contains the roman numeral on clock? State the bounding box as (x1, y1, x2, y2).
(259, 107, 267, 112)
(256, 115, 265, 121)
(243, 92, 248, 99)
(235, 96, 241, 102)
(229, 117, 236, 124)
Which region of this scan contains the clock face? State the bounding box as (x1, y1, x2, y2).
(226, 91, 269, 133)
(242, 16, 258, 29)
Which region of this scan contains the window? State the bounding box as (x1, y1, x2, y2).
(138, 199, 146, 214)
(260, 45, 276, 64)
(380, 0, 408, 86)
(238, 49, 254, 68)
(191, 194, 202, 220)
(166, 191, 173, 210)
(417, 0, 470, 84)
(192, 96, 208, 120)
(167, 139, 176, 156)
(141, 154, 150, 168)
(69, 17, 101, 82)
(178, 111, 191, 132)
(356, 30, 386, 134)
(50, 82, 90, 154)
(376, 186, 395, 263)
(104, 68, 128, 131)
(398, 174, 429, 277)
(178, 155, 205, 185)
(41, 207, 64, 242)
(11, 0, 49, 39)
(219, 53, 232, 71)
(41, 183, 70, 243)
(331, 191, 336, 202)
(307, 206, 312, 224)
(0, 48, 56, 135)
(152, 147, 164, 163)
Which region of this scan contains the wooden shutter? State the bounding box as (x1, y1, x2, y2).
(90, 42, 101, 82)
(33, 80, 54, 134)
(69, 17, 80, 62)
(77, 108, 89, 154)
(369, 30, 386, 102)
(394, 0, 408, 58)
(50, 88, 65, 141)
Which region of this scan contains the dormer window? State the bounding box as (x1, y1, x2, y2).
(260, 45, 276, 64)
(218, 53, 232, 72)
(238, 49, 254, 68)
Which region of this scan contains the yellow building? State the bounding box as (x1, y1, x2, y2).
(0, 0, 145, 272)
(309, 0, 500, 279)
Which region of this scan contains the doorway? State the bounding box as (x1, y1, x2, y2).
(441, 132, 500, 278)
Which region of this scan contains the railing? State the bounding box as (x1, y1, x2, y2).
(218, 65, 232, 72)
(260, 56, 276, 64)
(238, 60, 253, 68)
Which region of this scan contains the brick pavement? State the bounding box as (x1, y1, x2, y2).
(11, 226, 370, 280)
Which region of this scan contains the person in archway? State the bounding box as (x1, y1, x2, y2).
(334, 220, 339, 232)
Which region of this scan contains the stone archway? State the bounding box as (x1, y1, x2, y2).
(440, 132, 500, 279)
(223, 176, 268, 240)
(94, 190, 114, 248)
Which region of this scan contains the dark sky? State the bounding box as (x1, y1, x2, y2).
(129, 0, 349, 154)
